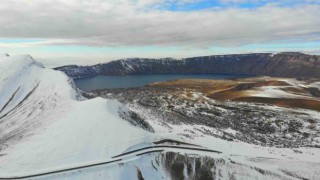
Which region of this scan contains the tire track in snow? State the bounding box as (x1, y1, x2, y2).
(0, 83, 39, 121)
(0, 87, 20, 115)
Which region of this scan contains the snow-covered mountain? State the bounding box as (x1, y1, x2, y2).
(0, 55, 154, 178)
(0, 55, 320, 179)
(55, 52, 320, 79)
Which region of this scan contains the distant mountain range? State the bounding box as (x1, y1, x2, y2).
(55, 52, 320, 79)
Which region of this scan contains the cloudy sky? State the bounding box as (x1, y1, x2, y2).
(0, 0, 319, 66)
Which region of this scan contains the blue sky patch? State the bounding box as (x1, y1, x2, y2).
(157, 0, 320, 11)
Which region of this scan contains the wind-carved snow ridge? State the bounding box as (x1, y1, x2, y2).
(0, 55, 153, 177)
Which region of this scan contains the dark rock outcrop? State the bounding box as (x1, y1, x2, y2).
(55, 52, 320, 79)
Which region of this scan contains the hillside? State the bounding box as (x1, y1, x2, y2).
(0, 55, 153, 178)
(1, 55, 320, 179)
(55, 52, 320, 79)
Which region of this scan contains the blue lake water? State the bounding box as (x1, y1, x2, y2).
(75, 74, 252, 91)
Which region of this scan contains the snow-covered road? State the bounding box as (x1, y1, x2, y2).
(0, 142, 225, 179)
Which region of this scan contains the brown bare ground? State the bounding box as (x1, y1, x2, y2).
(149, 78, 320, 111)
(281, 87, 308, 96)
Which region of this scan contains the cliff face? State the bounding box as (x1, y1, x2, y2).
(55, 52, 320, 79)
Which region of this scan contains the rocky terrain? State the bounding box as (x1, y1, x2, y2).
(55, 52, 320, 79)
(89, 84, 320, 148)
(149, 77, 320, 111)
(84, 78, 320, 179)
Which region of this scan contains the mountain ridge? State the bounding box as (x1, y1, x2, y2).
(55, 52, 320, 79)
(1, 55, 320, 179)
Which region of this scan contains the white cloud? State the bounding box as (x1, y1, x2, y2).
(0, 0, 319, 48)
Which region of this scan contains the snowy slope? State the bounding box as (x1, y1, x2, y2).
(252, 78, 320, 100)
(0, 55, 319, 180)
(0, 55, 153, 176)
(310, 81, 320, 89)
(91, 86, 320, 180)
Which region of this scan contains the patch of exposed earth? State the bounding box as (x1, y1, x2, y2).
(149, 77, 320, 111)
